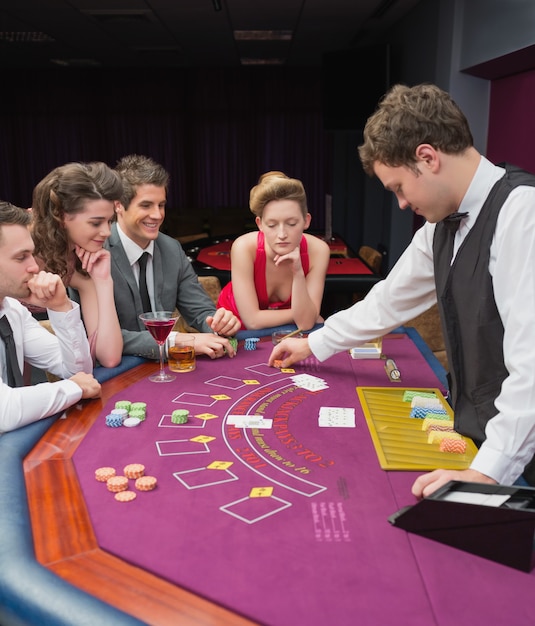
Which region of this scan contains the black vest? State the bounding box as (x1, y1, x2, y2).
(434, 164, 535, 483)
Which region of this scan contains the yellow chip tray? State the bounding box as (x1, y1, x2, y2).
(357, 387, 478, 471)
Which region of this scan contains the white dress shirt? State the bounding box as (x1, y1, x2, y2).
(309, 156, 535, 485)
(0, 297, 93, 433)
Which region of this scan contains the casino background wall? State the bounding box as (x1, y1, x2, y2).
(0, 0, 534, 273)
(0, 66, 331, 236)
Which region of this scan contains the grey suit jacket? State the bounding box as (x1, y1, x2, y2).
(101, 224, 215, 359)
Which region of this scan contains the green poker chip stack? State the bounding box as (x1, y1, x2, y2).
(115, 400, 147, 422)
(129, 409, 146, 422)
(129, 402, 147, 421)
(130, 402, 147, 412)
(228, 337, 238, 352)
(171, 409, 189, 424)
(402, 390, 437, 403)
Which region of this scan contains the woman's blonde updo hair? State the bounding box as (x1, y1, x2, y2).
(249, 171, 307, 219)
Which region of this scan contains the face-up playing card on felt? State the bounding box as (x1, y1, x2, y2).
(318, 406, 356, 427)
(291, 374, 329, 392)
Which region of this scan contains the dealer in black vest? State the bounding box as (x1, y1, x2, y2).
(269, 83, 535, 498)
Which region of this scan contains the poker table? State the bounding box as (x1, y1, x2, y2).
(183, 234, 382, 312)
(2, 334, 535, 626)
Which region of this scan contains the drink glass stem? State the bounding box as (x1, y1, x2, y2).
(158, 344, 165, 378)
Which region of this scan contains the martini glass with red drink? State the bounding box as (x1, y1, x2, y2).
(139, 311, 179, 382)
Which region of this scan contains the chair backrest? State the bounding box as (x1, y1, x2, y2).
(358, 245, 383, 274)
(405, 303, 448, 371)
(174, 275, 222, 332)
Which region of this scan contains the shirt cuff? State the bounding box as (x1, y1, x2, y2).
(47, 300, 80, 324)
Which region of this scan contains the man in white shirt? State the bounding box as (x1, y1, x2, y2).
(269, 83, 535, 497)
(0, 201, 101, 433)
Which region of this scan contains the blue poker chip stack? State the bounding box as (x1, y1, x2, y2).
(105, 412, 125, 427)
(244, 337, 260, 351)
(410, 406, 448, 418)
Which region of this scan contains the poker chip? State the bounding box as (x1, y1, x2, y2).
(428, 430, 463, 444)
(427, 424, 455, 434)
(123, 417, 141, 428)
(135, 476, 157, 492)
(439, 438, 467, 454)
(410, 396, 443, 409)
(124, 463, 145, 479)
(95, 467, 116, 482)
(114, 490, 137, 503)
(105, 413, 124, 427)
(410, 406, 448, 418)
(115, 400, 132, 411)
(106, 476, 129, 492)
(273, 359, 283, 369)
(403, 390, 437, 402)
(421, 416, 454, 431)
(128, 409, 146, 421)
(228, 337, 238, 352)
(130, 402, 147, 412)
(171, 409, 189, 424)
(422, 407, 448, 415)
(244, 337, 260, 351)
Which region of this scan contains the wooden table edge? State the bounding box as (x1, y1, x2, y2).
(23, 362, 257, 626)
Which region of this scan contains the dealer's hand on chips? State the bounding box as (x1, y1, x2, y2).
(268, 337, 312, 368)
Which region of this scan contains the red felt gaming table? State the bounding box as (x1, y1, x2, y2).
(19, 334, 535, 626)
(193, 236, 375, 276)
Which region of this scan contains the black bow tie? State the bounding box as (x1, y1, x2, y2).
(442, 211, 469, 233)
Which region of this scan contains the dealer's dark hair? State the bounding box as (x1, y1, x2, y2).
(359, 83, 474, 176)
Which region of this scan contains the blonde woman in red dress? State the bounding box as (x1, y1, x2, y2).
(218, 171, 330, 333)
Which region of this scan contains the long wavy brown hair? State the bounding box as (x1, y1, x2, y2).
(31, 162, 122, 280)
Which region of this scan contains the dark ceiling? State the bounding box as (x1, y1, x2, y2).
(0, 0, 422, 69)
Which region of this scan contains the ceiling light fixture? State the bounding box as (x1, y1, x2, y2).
(0, 31, 54, 43)
(240, 58, 285, 65)
(234, 30, 292, 41)
(50, 58, 102, 67)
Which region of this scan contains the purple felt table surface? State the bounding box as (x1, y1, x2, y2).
(72, 336, 535, 626)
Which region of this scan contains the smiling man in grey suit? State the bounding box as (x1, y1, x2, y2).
(105, 154, 240, 361)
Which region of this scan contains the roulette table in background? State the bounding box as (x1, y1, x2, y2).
(183, 233, 382, 316)
(4, 333, 535, 626)
(190, 233, 353, 274)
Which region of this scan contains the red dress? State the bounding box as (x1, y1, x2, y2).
(217, 231, 309, 330)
